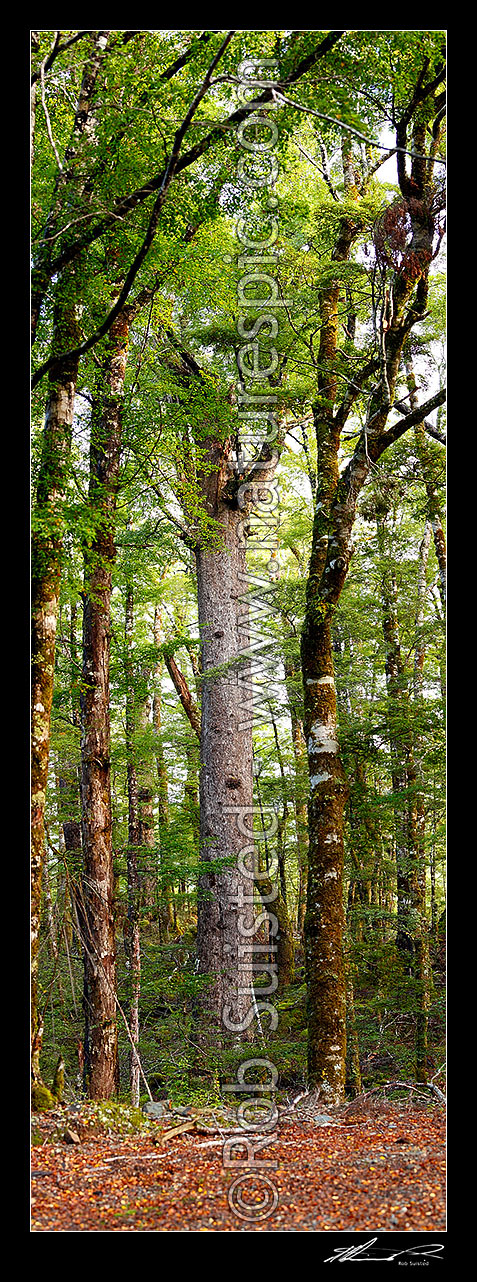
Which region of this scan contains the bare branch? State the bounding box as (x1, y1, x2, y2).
(164, 653, 201, 738)
(39, 57, 63, 171)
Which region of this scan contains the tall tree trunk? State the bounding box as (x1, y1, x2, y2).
(184, 736, 200, 913)
(56, 603, 83, 948)
(301, 308, 442, 1102)
(153, 607, 174, 932)
(301, 213, 359, 1102)
(31, 285, 80, 1081)
(80, 311, 128, 1098)
(376, 510, 418, 955)
(195, 491, 255, 1038)
(347, 756, 379, 941)
(302, 610, 349, 1101)
(282, 642, 309, 938)
(124, 580, 141, 1104)
(412, 518, 432, 1082)
(136, 662, 157, 913)
(31, 30, 110, 1084)
(125, 582, 139, 851)
(299, 88, 445, 1091)
(345, 941, 362, 1096)
(57, 766, 82, 944)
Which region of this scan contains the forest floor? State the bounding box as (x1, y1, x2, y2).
(31, 1095, 445, 1232)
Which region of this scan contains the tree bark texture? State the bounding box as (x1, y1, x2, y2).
(300, 215, 358, 1103)
(31, 287, 80, 1080)
(376, 512, 419, 956)
(80, 311, 128, 1097)
(300, 117, 443, 1098)
(412, 518, 432, 1082)
(153, 608, 174, 932)
(195, 493, 255, 1038)
(124, 581, 141, 1104)
(283, 644, 309, 938)
(407, 360, 446, 611)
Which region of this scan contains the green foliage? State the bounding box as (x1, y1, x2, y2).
(34, 28, 445, 1106)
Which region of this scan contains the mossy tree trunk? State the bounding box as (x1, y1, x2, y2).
(56, 604, 83, 948)
(282, 643, 309, 939)
(300, 91, 445, 1100)
(301, 211, 359, 1103)
(302, 608, 349, 1102)
(289, 708, 309, 937)
(31, 29, 112, 1085)
(31, 286, 80, 1081)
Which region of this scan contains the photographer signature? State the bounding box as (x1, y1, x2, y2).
(324, 1238, 444, 1262)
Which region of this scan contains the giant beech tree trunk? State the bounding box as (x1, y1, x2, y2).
(152, 329, 284, 1039)
(195, 492, 255, 1037)
(80, 311, 128, 1098)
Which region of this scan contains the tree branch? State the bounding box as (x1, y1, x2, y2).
(31, 30, 88, 85)
(39, 57, 63, 170)
(271, 89, 446, 166)
(164, 654, 201, 738)
(373, 387, 446, 452)
(394, 398, 446, 445)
